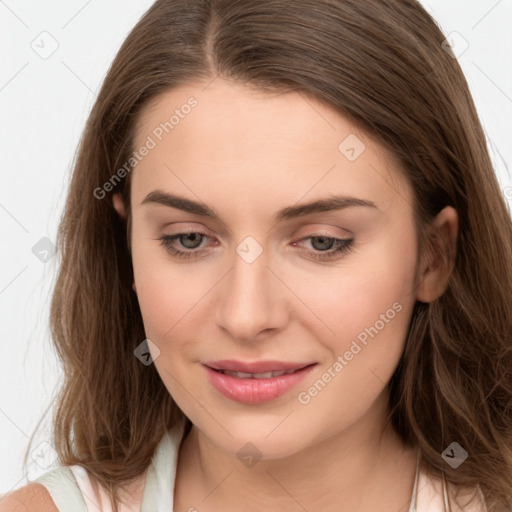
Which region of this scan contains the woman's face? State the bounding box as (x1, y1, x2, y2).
(117, 78, 426, 458)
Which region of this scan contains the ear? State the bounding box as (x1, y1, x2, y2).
(415, 206, 459, 303)
(113, 193, 127, 220)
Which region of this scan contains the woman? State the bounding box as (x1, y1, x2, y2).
(3, 0, 511, 511)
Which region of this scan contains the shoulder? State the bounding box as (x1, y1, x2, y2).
(0, 483, 58, 512)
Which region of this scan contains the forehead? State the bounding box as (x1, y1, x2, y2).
(130, 79, 412, 217)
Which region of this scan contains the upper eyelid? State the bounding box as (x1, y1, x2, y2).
(163, 231, 351, 249)
(160, 222, 351, 238)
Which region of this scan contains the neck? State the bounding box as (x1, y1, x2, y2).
(174, 393, 418, 512)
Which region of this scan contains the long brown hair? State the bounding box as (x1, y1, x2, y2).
(25, 0, 512, 510)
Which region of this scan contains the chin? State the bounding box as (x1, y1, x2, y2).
(197, 416, 309, 460)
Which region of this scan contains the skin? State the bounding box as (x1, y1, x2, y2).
(113, 78, 458, 512)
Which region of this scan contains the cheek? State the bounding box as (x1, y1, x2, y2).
(131, 233, 225, 360)
(279, 227, 417, 353)
(290, 234, 417, 430)
(131, 232, 196, 341)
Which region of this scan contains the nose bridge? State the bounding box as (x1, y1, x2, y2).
(215, 237, 285, 340)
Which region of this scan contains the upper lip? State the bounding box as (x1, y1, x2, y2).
(203, 360, 316, 373)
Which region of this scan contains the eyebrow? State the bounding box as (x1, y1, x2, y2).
(141, 190, 378, 223)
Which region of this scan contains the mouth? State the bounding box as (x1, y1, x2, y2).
(202, 359, 316, 374)
(210, 366, 312, 379)
(202, 361, 318, 404)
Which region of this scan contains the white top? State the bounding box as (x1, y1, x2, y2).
(33, 421, 488, 512)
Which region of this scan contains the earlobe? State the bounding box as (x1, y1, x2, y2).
(113, 193, 127, 220)
(415, 206, 459, 303)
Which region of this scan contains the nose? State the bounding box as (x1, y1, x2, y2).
(215, 245, 289, 343)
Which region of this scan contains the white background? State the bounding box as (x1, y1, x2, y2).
(1, 0, 511, 493)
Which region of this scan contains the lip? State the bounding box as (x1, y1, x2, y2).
(203, 362, 317, 404)
(203, 359, 315, 373)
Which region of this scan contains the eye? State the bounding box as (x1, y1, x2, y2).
(155, 232, 354, 261)
(157, 231, 212, 259)
(294, 235, 354, 261)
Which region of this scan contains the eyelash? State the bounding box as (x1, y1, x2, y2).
(156, 232, 354, 261)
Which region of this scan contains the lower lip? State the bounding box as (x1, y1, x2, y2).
(203, 364, 317, 404)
